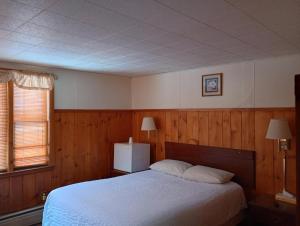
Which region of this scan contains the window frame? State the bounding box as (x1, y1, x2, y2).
(1, 81, 54, 174)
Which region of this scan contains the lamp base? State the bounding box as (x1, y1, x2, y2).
(275, 190, 297, 205)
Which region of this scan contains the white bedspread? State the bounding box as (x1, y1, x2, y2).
(43, 170, 246, 226)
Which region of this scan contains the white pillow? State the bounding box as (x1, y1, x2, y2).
(150, 159, 193, 177)
(183, 165, 234, 184)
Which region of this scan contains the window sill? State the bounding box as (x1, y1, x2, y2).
(0, 165, 54, 179)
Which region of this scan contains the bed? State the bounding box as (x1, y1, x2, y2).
(43, 142, 255, 226)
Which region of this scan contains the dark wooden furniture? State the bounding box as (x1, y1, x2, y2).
(165, 142, 256, 191)
(295, 74, 300, 226)
(248, 194, 296, 226)
(111, 169, 129, 177)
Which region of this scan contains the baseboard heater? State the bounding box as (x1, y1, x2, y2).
(0, 205, 43, 226)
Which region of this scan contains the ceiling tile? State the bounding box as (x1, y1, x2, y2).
(0, 29, 11, 38)
(2, 32, 45, 45)
(49, 0, 138, 33)
(90, 0, 209, 35)
(0, 0, 298, 76)
(95, 35, 142, 48)
(156, 0, 237, 23)
(82, 41, 120, 53)
(142, 32, 185, 46)
(12, 0, 58, 9)
(118, 23, 169, 42)
(123, 40, 160, 53)
(16, 23, 89, 46)
(0, 14, 26, 31)
(37, 39, 95, 55)
(182, 26, 225, 45)
(15, 46, 84, 64)
(0, 0, 42, 21)
(14, 52, 81, 67)
(27, 46, 80, 60)
(228, 0, 300, 50)
(205, 10, 268, 37)
(238, 30, 283, 48)
(0, 39, 34, 55)
(47, 0, 87, 18)
(31, 11, 113, 40)
(165, 39, 219, 53)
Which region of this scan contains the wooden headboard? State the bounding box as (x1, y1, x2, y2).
(165, 142, 256, 190)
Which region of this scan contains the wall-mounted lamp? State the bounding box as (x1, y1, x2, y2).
(266, 119, 292, 150)
(266, 118, 296, 204)
(141, 117, 157, 138)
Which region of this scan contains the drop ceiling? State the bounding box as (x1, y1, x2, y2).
(0, 0, 299, 76)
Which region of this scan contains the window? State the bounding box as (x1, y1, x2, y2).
(0, 82, 52, 172)
(0, 83, 8, 171)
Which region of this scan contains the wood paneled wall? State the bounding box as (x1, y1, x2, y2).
(52, 110, 132, 186)
(0, 169, 52, 215)
(132, 108, 296, 196)
(0, 110, 132, 215)
(0, 108, 296, 215)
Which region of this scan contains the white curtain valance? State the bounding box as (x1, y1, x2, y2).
(0, 70, 57, 90)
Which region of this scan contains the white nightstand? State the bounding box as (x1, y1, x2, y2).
(113, 143, 150, 173)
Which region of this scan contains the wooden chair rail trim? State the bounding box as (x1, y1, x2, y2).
(55, 109, 132, 113)
(133, 107, 294, 112)
(54, 107, 294, 113)
(0, 165, 54, 179)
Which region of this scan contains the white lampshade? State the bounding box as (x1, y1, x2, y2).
(141, 117, 157, 131)
(266, 119, 292, 139)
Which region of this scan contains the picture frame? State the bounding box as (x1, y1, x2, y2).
(202, 73, 223, 96)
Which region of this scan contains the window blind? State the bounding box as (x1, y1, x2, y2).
(13, 85, 49, 168)
(0, 83, 8, 171)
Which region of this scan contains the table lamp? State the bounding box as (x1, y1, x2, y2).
(266, 118, 296, 204)
(141, 117, 156, 138)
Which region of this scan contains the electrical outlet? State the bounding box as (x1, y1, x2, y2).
(41, 192, 47, 202)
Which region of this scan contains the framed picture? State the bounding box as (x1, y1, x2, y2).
(202, 73, 223, 96)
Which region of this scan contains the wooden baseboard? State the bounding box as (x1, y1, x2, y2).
(0, 206, 43, 226)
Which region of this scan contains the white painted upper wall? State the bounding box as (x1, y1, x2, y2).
(131, 54, 300, 109)
(254, 56, 299, 107)
(0, 61, 132, 109)
(1, 54, 299, 110)
(53, 69, 131, 109)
